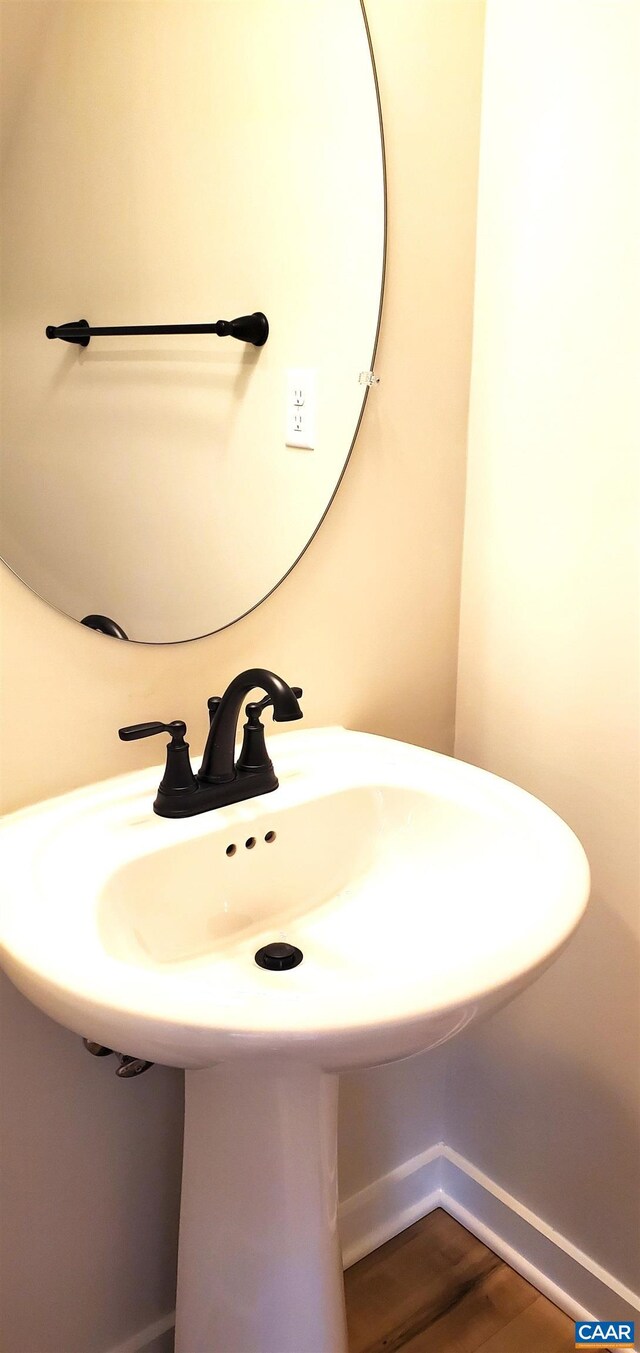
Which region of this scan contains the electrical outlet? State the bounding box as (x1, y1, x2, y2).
(286, 369, 316, 449)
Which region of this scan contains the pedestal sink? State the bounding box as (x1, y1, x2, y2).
(0, 727, 590, 1352)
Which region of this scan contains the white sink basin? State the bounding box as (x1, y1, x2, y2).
(0, 726, 588, 1069)
(0, 727, 590, 1353)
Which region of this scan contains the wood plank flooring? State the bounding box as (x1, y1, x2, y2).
(344, 1209, 595, 1353)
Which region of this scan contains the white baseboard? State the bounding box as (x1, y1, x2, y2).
(108, 1311, 175, 1353)
(339, 1141, 442, 1268)
(438, 1146, 640, 1324)
(114, 1142, 640, 1352)
(339, 1142, 640, 1324)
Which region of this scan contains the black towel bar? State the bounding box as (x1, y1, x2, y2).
(46, 312, 269, 347)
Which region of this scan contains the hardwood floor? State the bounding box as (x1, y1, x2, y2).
(344, 1209, 594, 1353)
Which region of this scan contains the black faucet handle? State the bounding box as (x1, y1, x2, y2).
(245, 687, 303, 721)
(119, 719, 188, 745)
(118, 719, 198, 803)
(237, 688, 303, 775)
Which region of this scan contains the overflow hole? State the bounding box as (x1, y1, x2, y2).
(245, 837, 256, 850)
(226, 844, 236, 857)
(265, 831, 276, 843)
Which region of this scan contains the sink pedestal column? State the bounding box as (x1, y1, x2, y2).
(175, 1060, 347, 1353)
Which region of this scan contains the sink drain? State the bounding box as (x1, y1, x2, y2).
(255, 942, 303, 971)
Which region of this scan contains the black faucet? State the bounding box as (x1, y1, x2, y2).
(118, 668, 303, 818)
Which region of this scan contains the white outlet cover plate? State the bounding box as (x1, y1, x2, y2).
(286, 368, 316, 449)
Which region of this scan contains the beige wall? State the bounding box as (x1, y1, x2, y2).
(0, 3, 486, 1348)
(453, 0, 640, 1292)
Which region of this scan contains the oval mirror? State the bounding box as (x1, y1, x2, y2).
(0, 0, 385, 643)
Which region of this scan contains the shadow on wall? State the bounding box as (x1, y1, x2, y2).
(0, 973, 184, 1353)
(447, 897, 640, 1293)
(339, 1045, 448, 1201)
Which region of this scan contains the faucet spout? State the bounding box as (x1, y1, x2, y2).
(198, 668, 303, 784)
